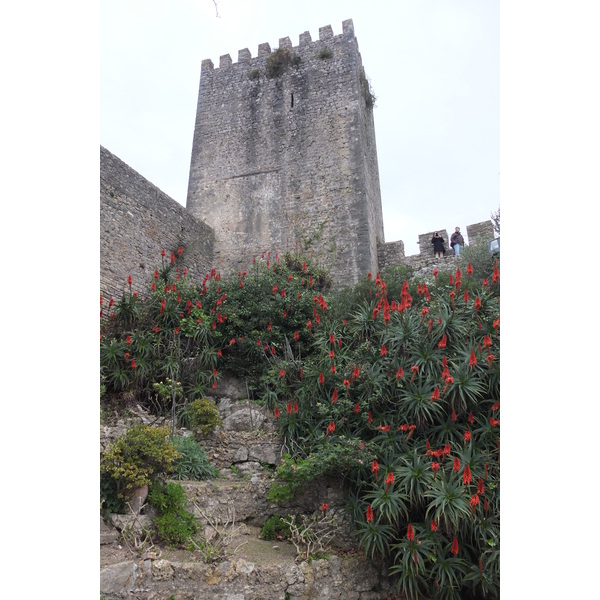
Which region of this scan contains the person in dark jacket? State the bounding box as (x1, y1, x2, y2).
(450, 227, 465, 256)
(431, 232, 445, 258)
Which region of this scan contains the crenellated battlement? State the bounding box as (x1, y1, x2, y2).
(200, 19, 358, 75)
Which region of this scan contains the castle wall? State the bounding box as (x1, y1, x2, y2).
(186, 19, 383, 288)
(378, 220, 496, 274)
(100, 146, 215, 301)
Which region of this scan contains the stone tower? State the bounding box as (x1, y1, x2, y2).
(186, 19, 383, 286)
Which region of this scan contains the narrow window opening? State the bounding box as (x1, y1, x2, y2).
(291, 93, 294, 108)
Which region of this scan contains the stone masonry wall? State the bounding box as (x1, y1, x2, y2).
(378, 219, 496, 274)
(100, 146, 215, 301)
(186, 19, 383, 288)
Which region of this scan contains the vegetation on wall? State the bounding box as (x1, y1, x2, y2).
(265, 47, 301, 78)
(100, 246, 500, 599)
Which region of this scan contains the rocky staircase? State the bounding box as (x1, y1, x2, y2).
(100, 381, 399, 599)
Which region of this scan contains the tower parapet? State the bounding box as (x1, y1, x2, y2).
(186, 19, 383, 287)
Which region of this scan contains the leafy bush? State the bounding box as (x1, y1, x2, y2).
(318, 47, 333, 59)
(260, 515, 291, 541)
(149, 482, 198, 547)
(172, 435, 219, 480)
(265, 48, 300, 78)
(101, 424, 179, 497)
(186, 398, 222, 435)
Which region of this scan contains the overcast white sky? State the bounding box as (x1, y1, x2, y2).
(101, 0, 499, 255)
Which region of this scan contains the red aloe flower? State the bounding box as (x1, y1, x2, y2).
(354, 403, 360, 414)
(318, 372, 325, 385)
(371, 460, 379, 479)
(366, 505, 373, 522)
(463, 290, 469, 303)
(438, 335, 447, 349)
(443, 443, 451, 456)
(410, 365, 419, 382)
(466, 263, 473, 276)
(491, 401, 499, 411)
(464, 430, 471, 443)
(126, 335, 131, 345)
(368, 411, 373, 424)
(131, 360, 137, 369)
(492, 260, 499, 283)
(293, 331, 299, 341)
(451, 536, 459, 555)
(280, 369, 285, 378)
(451, 409, 457, 422)
(431, 387, 440, 401)
(470, 494, 480, 508)
(293, 402, 299, 414)
(321, 503, 329, 513)
(274, 406, 280, 419)
(469, 350, 477, 367)
(474, 297, 482, 310)
(433, 268, 438, 279)
(431, 462, 440, 477)
(468, 412, 474, 424)
(326, 421, 336, 435)
(493, 315, 500, 329)
(453, 457, 461, 471)
(353, 365, 360, 379)
(385, 472, 394, 492)
(286, 402, 292, 415)
(406, 523, 415, 541)
(486, 354, 495, 367)
(170, 252, 175, 265)
(396, 367, 404, 379)
(380, 344, 387, 357)
(463, 465, 472, 485)
(331, 388, 338, 403)
(431, 519, 438, 531)
(477, 478, 485, 494)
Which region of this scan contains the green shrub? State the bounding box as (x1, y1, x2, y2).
(260, 515, 291, 541)
(265, 48, 300, 78)
(248, 68, 260, 80)
(186, 398, 222, 435)
(318, 47, 333, 59)
(101, 424, 179, 497)
(149, 482, 198, 547)
(172, 435, 219, 480)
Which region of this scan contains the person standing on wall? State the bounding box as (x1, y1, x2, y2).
(450, 226, 465, 256)
(431, 232, 446, 258)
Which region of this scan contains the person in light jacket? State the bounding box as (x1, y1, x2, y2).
(450, 227, 465, 256)
(431, 232, 445, 258)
